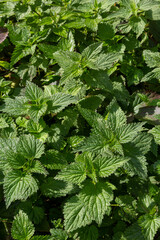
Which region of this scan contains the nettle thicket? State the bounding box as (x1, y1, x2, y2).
(1, 0, 160, 239)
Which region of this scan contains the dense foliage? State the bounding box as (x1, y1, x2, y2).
(1, 0, 160, 239)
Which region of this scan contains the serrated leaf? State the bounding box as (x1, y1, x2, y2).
(17, 135, 44, 159)
(40, 149, 67, 170)
(38, 43, 57, 58)
(48, 93, 75, 113)
(84, 70, 113, 91)
(1, 96, 29, 116)
(41, 178, 76, 198)
(55, 162, 86, 184)
(64, 180, 113, 231)
(143, 50, 160, 68)
(129, 16, 146, 37)
(30, 206, 44, 225)
(28, 102, 48, 122)
(140, 0, 160, 11)
(61, 63, 84, 81)
(77, 225, 99, 240)
(17, 63, 37, 82)
(138, 214, 160, 240)
(78, 106, 105, 130)
(4, 170, 38, 208)
(125, 155, 148, 179)
(50, 228, 68, 240)
(0, 117, 9, 128)
(11, 210, 35, 240)
(82, 42, 103, 62)
(116, 122, 145, 143)
(18, 201, 44, 225)
(106, 99, 127, 129)
(7, 152, 26, 169)
(8, 24, 30, 45)
(94, 155, 129, 177)
(26, 119, 45, 133)
(149, 126, 160, 144)
(53, 50, 81, 69)
(10, 44, 36, 67)
(98, 23, 115, 40)
(74, 132, 110, 153)
(25, 81, 44, 101)
(141, 68, 160, 82)
(123, 132, 152, 178)
(30, 160, 48, 176)
(137, 194, 155, 213)
(115, 195, 137, 220)
(58, 31, 75, 52)
(123, 223, 145, 240)
(145, 6, 160, 20)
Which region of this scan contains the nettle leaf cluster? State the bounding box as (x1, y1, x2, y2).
(1, 0, 160, 239)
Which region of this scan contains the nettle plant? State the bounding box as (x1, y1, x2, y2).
(1, 0, 160, 239)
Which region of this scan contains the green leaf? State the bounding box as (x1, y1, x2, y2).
(78, 106, 105, 130)
(149, 126, 160, 144)
(82, 43, 103, 62)
(6, 152, 26, 169)
(94, 155, 129, 177)
(74, 132, 110, 153)
(79, 95, 105, 111)
(115, 195, 137, 220)
(0, 117, 9, 129)
(29, 206, 44, 225)
(30, 160, 48, 176)
(58, 31, 75, 52)
(145, 6, 160, 20)
(77, 225, 99, 240)
(1, 97, 29, 116)
(123, 133, 152, 178)
(10, 44, 36, 67)
(38, 43, 58, 58)
(64, 180, 113, 231)
(140, 0, 160, 11)
(26, 119, 45, 133)
(8, 24, 30, 45)
(40, 149, 67, 170)
(53, 50, 81, 69)
(17, 63, 37, 82)
(14, 3, 31, 20)
(0, 61, 10, 69)
(17, 135, 44, 159)
(28, 102, 48, 122)
(106, 99, 127, 130)
(95, 52, 123, 70)
(98, 23, 115, 40)
(48, 93, 75, 113)
(4, 170, 38, 208)
(55, 162, 86, 184)
(137, 194, 155, 213)
(123, 223, 145, 240)
(25, 82, 44, 101)
(84, 70, 113, 91)
(129, 16, 146, 37)
(143, 50, 160, 68)
(116, 122, 145, 143)
(138, 214, 160, 240)
(41, 178, 76, 198)
(11, 210, 35, 240)
(50, 228, 68, 240)
(81, 42, 122, 70)
(141, 68, 160, 82)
